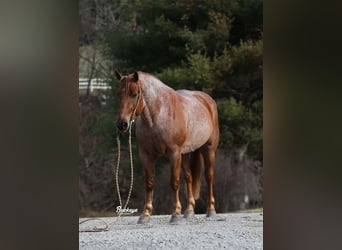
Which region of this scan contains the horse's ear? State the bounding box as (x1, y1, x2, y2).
(133, 71, 139, 82)
(115, 70, 122, 80)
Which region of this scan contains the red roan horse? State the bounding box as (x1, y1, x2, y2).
(115, 71, 219, 223)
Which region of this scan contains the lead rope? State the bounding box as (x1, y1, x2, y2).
(116, 121, 135, 216)
(80, 84, 140, 233)
(79, 122, 135, 232)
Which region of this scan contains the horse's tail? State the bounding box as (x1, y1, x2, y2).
(191, 150, 202, 200)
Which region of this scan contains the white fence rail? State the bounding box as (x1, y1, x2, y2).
(79, 78, 111, 93)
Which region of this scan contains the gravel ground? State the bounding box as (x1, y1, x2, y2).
(79, 213, 263, 250)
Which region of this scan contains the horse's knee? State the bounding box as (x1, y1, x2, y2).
(184, 172, 192, 183)
(205, 168, 214, 182)
(145, 179, 154, 190)
(170, 178, 180, 191)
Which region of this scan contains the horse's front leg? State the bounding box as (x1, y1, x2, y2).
(137, 150, 156, 224)
(181, 153, 195, 219)
(169, 149, 182, 223)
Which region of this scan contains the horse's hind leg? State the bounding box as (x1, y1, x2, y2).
(201, 143, 217, 217)
(169, 149, 182, 223)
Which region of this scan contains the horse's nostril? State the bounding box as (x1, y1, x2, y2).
(122, 121, 128, 129)
(117, 120, 129, 131)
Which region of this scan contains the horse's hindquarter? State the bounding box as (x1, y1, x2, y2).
(177, 90, 217, 154)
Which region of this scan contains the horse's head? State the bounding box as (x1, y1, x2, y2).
(115, 71, 144, 132)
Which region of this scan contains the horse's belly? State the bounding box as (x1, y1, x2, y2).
(181, 116, 212, 154)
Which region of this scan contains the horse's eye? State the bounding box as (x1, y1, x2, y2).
(131, 92, 137, 98)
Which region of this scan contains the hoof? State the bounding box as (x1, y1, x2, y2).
(169, 214, 183, 224)
(206, 210, 217, 218)
(137, 216, 150, 224)
(183, 210, 195, 219)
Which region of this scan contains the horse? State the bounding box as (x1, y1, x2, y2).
(115, 71, 219, 223)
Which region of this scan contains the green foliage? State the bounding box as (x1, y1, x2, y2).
(217, 98, 262, 160)
(107, 0, 257, 72)
(214, 39, 263, 105)
(91, 79, 120, 150)
(156, 50, 220, 94)
(158, 39, 262, 101)
(229, 0, 263, 44)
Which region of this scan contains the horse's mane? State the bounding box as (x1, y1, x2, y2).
(139, 72, 174, 91)
(138, 72, 176, 104)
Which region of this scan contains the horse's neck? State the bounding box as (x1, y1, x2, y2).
(140, 73, 172, 102)
(139, 73, 174, 127)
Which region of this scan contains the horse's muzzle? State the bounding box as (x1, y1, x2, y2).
(117, 120, 129, 132)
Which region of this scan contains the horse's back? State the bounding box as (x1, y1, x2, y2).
(176, 90, 219, 153)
